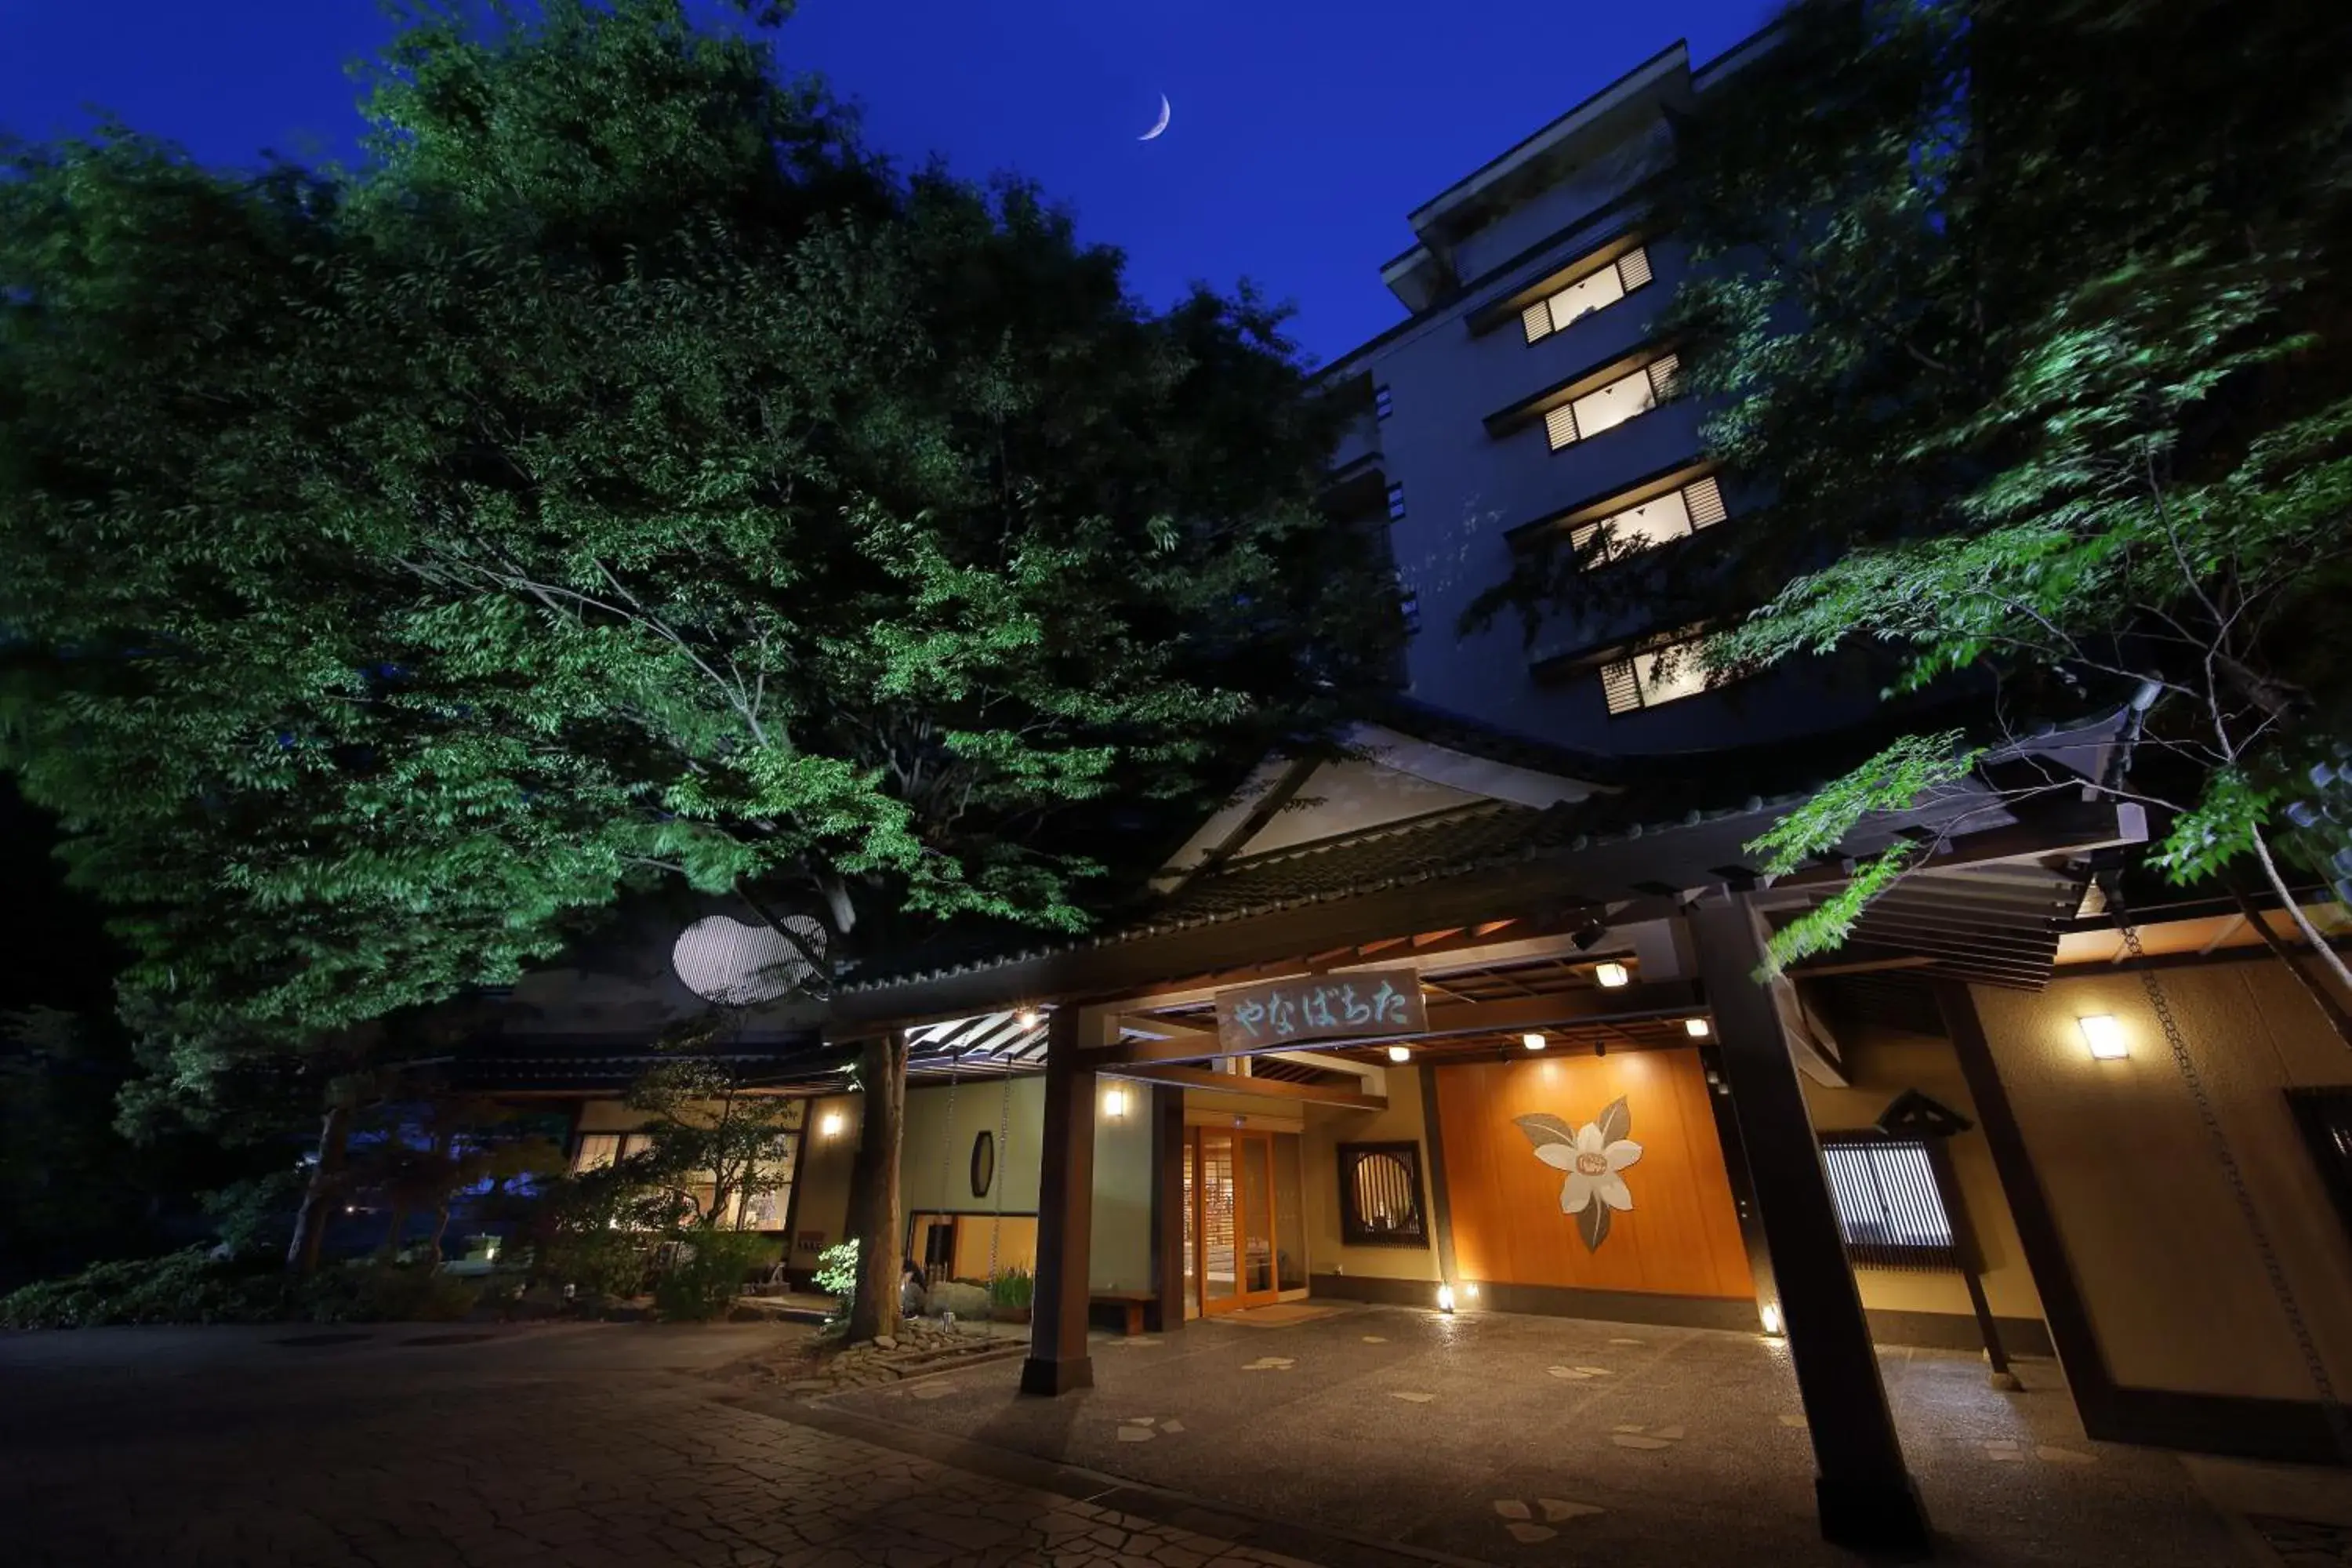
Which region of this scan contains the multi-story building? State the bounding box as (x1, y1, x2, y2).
(1316, 34, 1883, 751)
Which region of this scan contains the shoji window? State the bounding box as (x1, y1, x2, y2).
(1520, 245, 1656, 343)
(1570, 474, 1728, 563)
(1543, 354, 1681, 451)
(1599, 633, 1718, 717)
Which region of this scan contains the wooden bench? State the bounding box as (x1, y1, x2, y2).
(1090, 1289, 1157, 1337)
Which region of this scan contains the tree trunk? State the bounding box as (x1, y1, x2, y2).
(428, 1204, 453, 1264)
(2230, 880, 2352, 1047)
(378, 1202, 412, 1262)
(287, 1101, 352, 1276)
(845, 1031, 909, 1343)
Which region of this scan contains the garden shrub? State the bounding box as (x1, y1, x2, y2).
(650, 1230, 780, 1323)
(0, 1250, 485, 1328)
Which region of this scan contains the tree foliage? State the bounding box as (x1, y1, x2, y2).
(1486, 0, 2352, 974)
(0, 1, 1399, 1116)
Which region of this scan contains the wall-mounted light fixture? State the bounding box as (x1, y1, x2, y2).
(1684, 1017, 1711, 1038)
(818, 1110, 847, 1139)
(1103, 1086, 1130, 1120)
(1759, 1301, 1784, 1336)
(1016, 1007, 1042, 1029)
(1436, 1283, 1457, 1314)
(1386, 1044, 1413, 1063)
(1522, 1032, 1547, 1051)
(2078, 1014, 2128, 1060)
(1593, 961, 1631, 989)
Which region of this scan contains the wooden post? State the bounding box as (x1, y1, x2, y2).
(1022, 1007, 1098, 1395)
(1690, 895, 1930, 1556)
(846, 1030, 908, 1344)
(1150, 1083, 1185, 1334)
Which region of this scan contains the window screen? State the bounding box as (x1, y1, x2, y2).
(1820, 1135, 1960, 1269)
(1542, 354, 1680, 451)
(1521, 245, 1655, 344)
(1338, 1142, 1429, 1247)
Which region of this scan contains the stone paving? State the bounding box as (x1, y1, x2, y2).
(0, 1323, 1333, 1568)
(809, 1302, 2352, 1567)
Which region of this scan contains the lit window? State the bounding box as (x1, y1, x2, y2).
(1396, 574, 1421, 634)
(1338, 1142, 1429, 1247)
(572, 1134, 620, 1174)
(1386, 481, 1408, 520)
(1521, 245, 1655, 344)
(1570, 475, 1729, 564)
(1543, 355, 1681, 451)
(1599, 632, 1725, 717)
(1819, 1136, 1959, 1268)
(1374, 385, 1395, 421)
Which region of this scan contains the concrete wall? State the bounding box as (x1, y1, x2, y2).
(1090, 1085, 1156, 1294)
(1302, 1069, 1443, 1286)
(786, 1092, 861, 1270)
(1801, 1025, 2045, 1330)
(1973, 963, 2352, 1400)
(902, 1076, 1043, 1218)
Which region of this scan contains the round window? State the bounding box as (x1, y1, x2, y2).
(970, 1131, 996, 1200)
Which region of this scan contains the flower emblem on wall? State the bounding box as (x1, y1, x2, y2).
(1513, 1099, 1644, 1251)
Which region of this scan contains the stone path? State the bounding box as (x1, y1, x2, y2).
(0, 1324, 1334, 1568)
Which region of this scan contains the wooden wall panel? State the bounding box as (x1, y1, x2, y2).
(1436, 1050, 1753, 1299)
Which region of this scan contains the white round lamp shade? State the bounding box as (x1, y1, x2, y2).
(670, 914, 826, 1006)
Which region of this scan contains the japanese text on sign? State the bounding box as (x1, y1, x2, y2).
(1213, 965, 1428, 1051)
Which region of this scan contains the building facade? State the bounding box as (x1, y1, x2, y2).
(463, 26, 2352, 1554)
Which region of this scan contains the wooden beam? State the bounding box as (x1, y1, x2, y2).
(1080, 979, 1703, 1067)
(1109, 1011, 1217, 1039)
(1786, 954, 1941, 980)
(1757, 802, 2146, 898)
(1114, 1062, 1388, 1112)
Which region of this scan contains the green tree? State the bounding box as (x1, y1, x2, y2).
(1, 0, 1398, 1299)
(1483, 0, 2352, 995)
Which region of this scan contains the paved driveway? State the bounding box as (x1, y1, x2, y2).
(807, 1303, 2347, 1567)
(0, 1323, 1330, 1568)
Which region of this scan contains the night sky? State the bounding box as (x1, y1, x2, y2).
(0, 0, 1779, 366)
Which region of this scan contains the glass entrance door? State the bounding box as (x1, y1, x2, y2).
(1195, 1127, 1282, 1315)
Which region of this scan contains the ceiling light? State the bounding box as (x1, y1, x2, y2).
(1685, 1018, 1711, 1038)
(1386, 1044, 1412, 1063)
(1522, 1033, 1546, 1051)
(1594, 961, 1631, 989)
(2078, 1014, 2127, 1060)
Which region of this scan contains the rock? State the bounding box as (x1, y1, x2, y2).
(923, 1280, 992, 1319)
(872, 1335, 898, 1350)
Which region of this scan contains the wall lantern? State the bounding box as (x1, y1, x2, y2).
(1684, 1018, 1711, 1039)
(1386, 1044, 1413, 1063)
(818, 1110, 847, 1139)
(1103, 1086, 1130, 1120)
(1759, 1301, 1784, 1337)
(1016, 1007, 1042, 1029)
(1593, 961, 1632, 989)
(1436, 1283, 1457, 1314)
(2078, 1014, 2129, 1060)
(1522, 1032, 1547, 1052)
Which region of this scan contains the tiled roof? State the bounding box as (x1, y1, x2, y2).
(835, 702, 2125, 997)
(448, 1033, 844, 1094)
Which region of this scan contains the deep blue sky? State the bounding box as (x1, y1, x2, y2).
(0, 0, 1778, 365)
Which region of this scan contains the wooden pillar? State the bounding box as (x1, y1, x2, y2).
(1149, 1083, 1185, 1334)
(1690, 895, 1929, 1556)
(1022, 1007, 1098, 1395)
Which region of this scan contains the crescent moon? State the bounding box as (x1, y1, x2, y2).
(1140, 94, 1171, 142)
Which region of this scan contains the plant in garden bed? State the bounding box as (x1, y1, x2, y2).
(988, 1265, 1034, 1321)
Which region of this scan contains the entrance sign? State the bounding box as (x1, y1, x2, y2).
(1214, 965, 1428, 1051)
